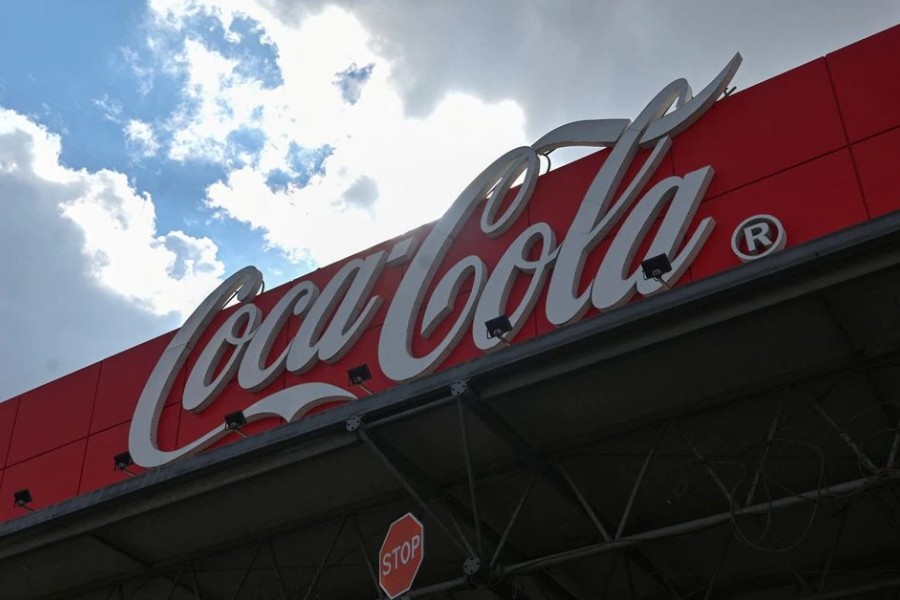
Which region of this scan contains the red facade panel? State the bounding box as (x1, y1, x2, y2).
(0, 397, 19, 468)
(827, 24, 900, 143)
(0, 439, 87, 523)
(284, 322, 391, 396)
(671, 58, 847, 199)
(689, 149, 867, 281)
(80, 403, 180, 495)
(6, 364, 99, 466)
(90, 332, 183, 435)
(851, 126, 900, 219)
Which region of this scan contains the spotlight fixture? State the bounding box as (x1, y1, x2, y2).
(485, 315, 513, 346)
(640, 253, 672, 290)
(224, 410, 249, 438)
(13, 489, 34, 512)
(113, 451, 136, 477)
(348, 364, 373, 395)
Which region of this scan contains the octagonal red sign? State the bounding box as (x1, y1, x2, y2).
(379, 512, 425, 599)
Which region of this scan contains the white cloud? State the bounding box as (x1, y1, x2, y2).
(125, 119, 161, 157)
(166, 38, 269, 163)
(145, 2, 530, 267)
(0, 108, 225, 321)
(0, 110, 170, 398)
(94, 95, 124, 123)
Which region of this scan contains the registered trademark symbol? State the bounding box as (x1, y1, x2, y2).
(731, 214, 786, 262)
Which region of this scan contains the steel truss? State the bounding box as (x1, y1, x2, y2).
(50, 356, 900, 600)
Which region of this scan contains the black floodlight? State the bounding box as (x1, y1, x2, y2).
(13, 488, 34, 512)
(641, 253, 672, 290)
(224, 410, 249, 438)
(485, 315, 512, 339)
(113, 450, 135, 477)
(485, 315, 513, 346)
(114, 451, 136, 477)
(348, 364, 373, 395)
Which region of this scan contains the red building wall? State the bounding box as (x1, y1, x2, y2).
(2, 24, 900, 522)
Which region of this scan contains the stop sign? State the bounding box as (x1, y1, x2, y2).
(379, 513, 425, 599)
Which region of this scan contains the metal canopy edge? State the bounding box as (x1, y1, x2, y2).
(2, 207, 900, 561)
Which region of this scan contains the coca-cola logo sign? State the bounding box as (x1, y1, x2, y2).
(130, 54, 742, 469)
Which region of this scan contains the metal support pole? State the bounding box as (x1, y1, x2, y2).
(702, 530, 733, 600)
(558, 465, 612, 541)
(677, 422, 734, 506)
(455, 384, 678, 597)
(598, 557, 621, 599)
(356, 426, 474, 557)
(798, 576, 900, 599)
(457, 398, 484, 559)
(873, 492, 900, 542)
(677, 415, 813, 594)
(490, 473, 538, 570)
(369, 396, 457, 430)
(808, 397, 879, 473)
(407, 576, 470, 598)
(190, 562, 201, 600)
(817, 506, 849, 593)
(165, 565, 186, 600)
(301, 518, 347, 600)
(352, 515, 385, 600)
(268, 539, 289, 600)
(887, 415, 900, 469)
(232, 541, 265, 600)
(498, 473, 898, 577)
(624, 559, 637, 600)
(90, 533, 202, 600)
(616, 425, 666, 539)
(746, 400, 785, 505)
(352, 420, 570, 600)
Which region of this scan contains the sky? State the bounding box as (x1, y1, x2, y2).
(1, 0, 899, 401)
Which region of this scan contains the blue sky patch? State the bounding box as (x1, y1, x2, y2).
(333, 63, 375, 105)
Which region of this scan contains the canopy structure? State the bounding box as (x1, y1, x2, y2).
(2, 22, 900, 600)
(2, 212, 900, 599)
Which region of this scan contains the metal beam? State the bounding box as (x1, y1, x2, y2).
(798, 575, 900, 599)
(808, 396, 879, 473)
(457, 397, 484, 559)
(355, 425, 474, 557)
(353, 426, 579, 600)
(616, 425, 665, 539)
(352, 514, 385, 600)
(498, 473, 900, 577)
(301, 518, 346, 600)
(459, 386, 680, 599)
